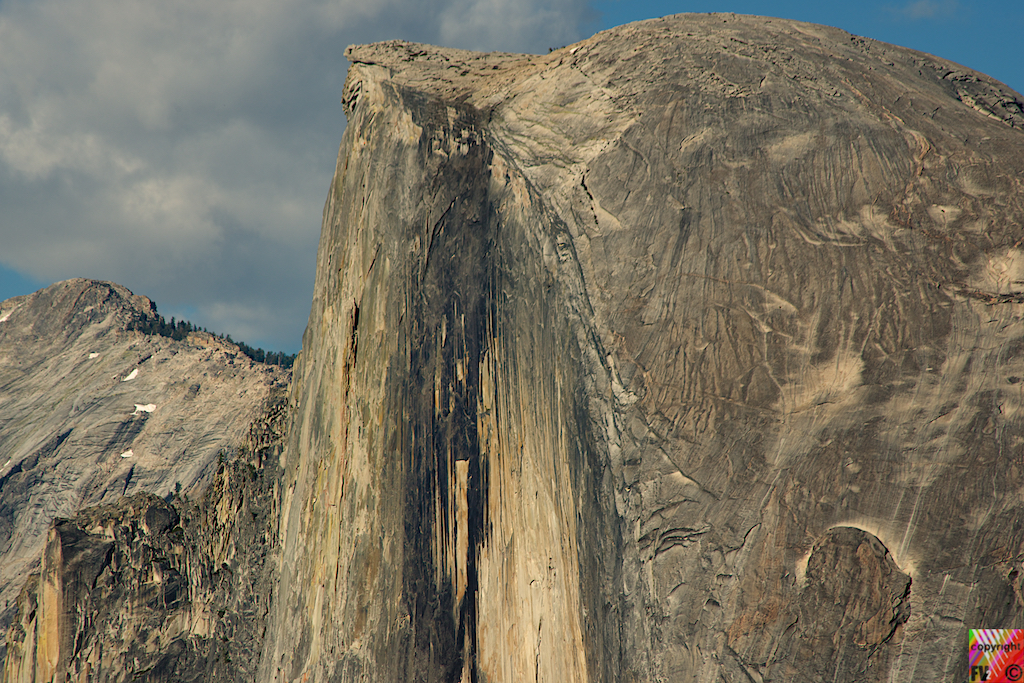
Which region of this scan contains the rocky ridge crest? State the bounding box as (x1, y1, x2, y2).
(0, 278, 288, 666)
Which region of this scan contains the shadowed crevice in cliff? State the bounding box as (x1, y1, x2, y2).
(398, 95, 494, 682)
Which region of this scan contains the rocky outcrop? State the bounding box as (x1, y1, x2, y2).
(261, 13, 1024, 683)
(0, 279, 288, 664)
(2, 389, 286, 683)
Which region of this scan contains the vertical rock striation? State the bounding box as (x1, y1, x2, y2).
(261, 41, 634, 683)
(263, 14, 1024, 683)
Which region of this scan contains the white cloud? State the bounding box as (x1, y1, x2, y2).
(0, 0, 593, 352)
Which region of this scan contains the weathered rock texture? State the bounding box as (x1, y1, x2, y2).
(262, 13, 1024, 683)
(0, 278, 288, 664)
(2, 390, 286, 683)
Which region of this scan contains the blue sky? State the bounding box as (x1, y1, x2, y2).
(0, 0, 1019, 353)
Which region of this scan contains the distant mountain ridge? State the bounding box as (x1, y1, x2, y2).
(0, 278, 288, 667)
(127, 308, 297, 368)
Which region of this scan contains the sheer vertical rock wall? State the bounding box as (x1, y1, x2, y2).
(262, 14, 1024, 683)
(260, 51, 635, 682)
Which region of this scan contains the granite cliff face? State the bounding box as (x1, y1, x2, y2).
(262, 14, 1024, 683)
(7, 13, 1024, 683)
(0, 279, 288, 666)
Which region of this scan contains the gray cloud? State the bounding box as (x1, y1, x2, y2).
(0, 0, 594, 352)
